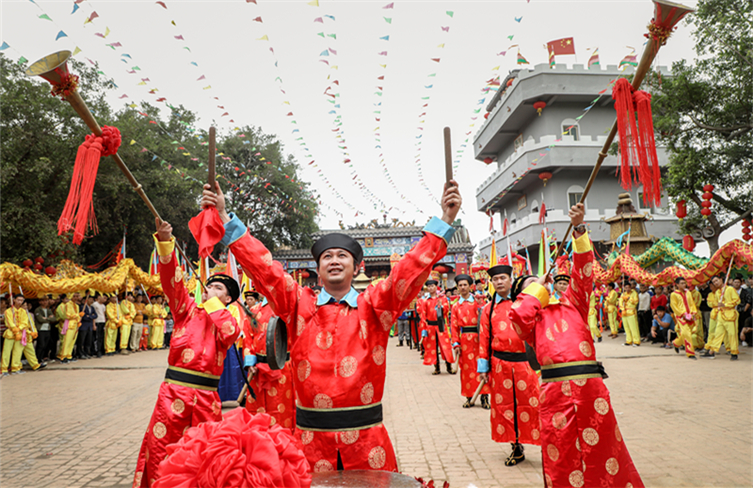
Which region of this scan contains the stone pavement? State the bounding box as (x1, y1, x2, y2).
(1, 337, 751, 487)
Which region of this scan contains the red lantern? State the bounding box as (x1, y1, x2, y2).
(702, 192, 713, 200)
(700, 200, 712, 208)
(35, 257, 44, 264)
(743, 220, 751, 228)
(45, 266, 57, 276)
(22, 259, 33, 268)
(744, 234, 752, 242)
(300, 270, 310, 279)
(676, 200, 687, 220)
(682, 235, 695, 252)
(703, 184, 715, 192)
(483, 157, 494, 165)
(538, 171, 553, 186)
(434, 264, 450, 274)
(700, 208, 712, 216)
(34, 263, 43, 271)
(533, 101, 547, 116)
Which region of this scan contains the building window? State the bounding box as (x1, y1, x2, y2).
(636, 188, 653, 213)
(567, 185, 586, 209)
(514, 134, 524, 151)
(561, 118, 580, 141)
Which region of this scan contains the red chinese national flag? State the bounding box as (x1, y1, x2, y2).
(547, 37, 575, 56)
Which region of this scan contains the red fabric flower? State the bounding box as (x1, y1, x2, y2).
(154, 408, 311, 488)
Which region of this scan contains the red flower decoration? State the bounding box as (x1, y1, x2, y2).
(154, 409, 311, 488)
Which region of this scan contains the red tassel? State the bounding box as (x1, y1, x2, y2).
(539, 202, 547, 225)
(58, 126, 121, 245)
(634, 90, 662, 206)
(612, 78, 640, 191)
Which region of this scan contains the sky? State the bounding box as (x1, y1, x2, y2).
(6, 0, 736, 258)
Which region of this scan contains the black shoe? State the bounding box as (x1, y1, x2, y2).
(397, 341, 403, 347)
(462, 398, 473, 408)
(674, 346, 679, 354)
(37, 362, 47, 370)
(432, 365, 441, 375)
(61, 359, 69, 364)
(701, 350, 714, 358)
(480, 394, 491, 410)
(731, 354, 738, 361)
(598, 336, 602, 343)
(688, 355, 697, 360)
(505, 443, 525, 466)
(446, 362, 456, 375)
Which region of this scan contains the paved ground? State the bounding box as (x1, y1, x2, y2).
(1, 336, 751, 487)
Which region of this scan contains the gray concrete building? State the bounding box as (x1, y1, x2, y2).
(473, 63, 681, 269)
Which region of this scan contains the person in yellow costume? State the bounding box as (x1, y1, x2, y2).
(57, 293, 83, 363)
(148, 295, 167, 349)
(21, 301, 45, 371)
(119, 292, 136, 354)
(588, 289, 602, 342)
(620, 282, 640, 346)
(701, 275, 741, 360)
(2, 295, 32, 375)
(704, 280, 720, 348)
(689, 285, 705, 350)
(670, 277, 699, 359)
(104, 294, 122, 355)
(606, 283, 620, 338)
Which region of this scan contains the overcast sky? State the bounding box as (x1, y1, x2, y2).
(7, 0, 738, 257)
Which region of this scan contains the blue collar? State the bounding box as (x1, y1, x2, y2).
(317, 287, 359, 308)
(260, 297, 268, 307)
(495, 294, 510, 304)
(458, 295, 474, 304)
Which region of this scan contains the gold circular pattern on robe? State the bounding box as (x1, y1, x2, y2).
(368, 446, 387, 469)
(504, 409, 514, 420)
(495, 393, 504, 405)
(277, 403, 285, 413)
(520, 411, 530, 422)
(575, 437, 581, 451)
(529, 397, 539, 407)
(546, 328, 555, 342)
(279, 374, 287, 385)
(133, 472, 143, 486)
(615, 425, 623, 443)
(503, 379, 513, 389)
(339, 356, 357, 377)
(561, 381, 572, 397)
(511, 301, 522, 310)
(582, 427, 599, 446)
(301, 431, 314, 445)
(594, 398, 609, 415)
(552, 412, 567, 429)
(606, 458, 619, 476)
(340, 430, 359, 445)
(269, 416, 277, 426)
(261, 252, 273, 266)
(269, 387, 278, 397)
(211, 401, 221, 416)
(380, 311, 393, 331)
(495, 362, 503, 374)
(316, 331, 333, 350)
(153, 422, 167, 439)
(560, 319, 569, 332)
(360, 382, 374, 404)
(532, 428, 540, 440)
(579, 341, 592, 357)
(395, 279, 409, 301)
(221, 321, 235, 337)
(496, 424, 505, 435)
(359, 320, 368, 340)
(583, 262, 593, 277)
(569, 470, 585, 488)
(297, 316, 306, 336)
(372, 345, 386, 366)
(171, 399, 185, 415)
(517, 379, 527, 391)
(545, 474, 553, 488)
(499, 320, 508, 331)
(257, 407, 266, 413)
(547, 444, 560, 461)
(573, 378, 587, 387)
(313, 393, 333, 409)
(181, 348, 195, 363)
(298, 360, 311, 382)
(314, 459, 334, 473)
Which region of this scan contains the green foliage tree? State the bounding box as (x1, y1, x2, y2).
(652, 0, 753, 253)
(1, 56, 318, 271)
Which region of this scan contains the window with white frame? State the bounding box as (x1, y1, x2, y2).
(561, 118, 580, 141)
(567, 185, 586, 209)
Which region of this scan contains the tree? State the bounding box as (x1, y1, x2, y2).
(1, 55, 318, 270)
(652, 0, 753, 253)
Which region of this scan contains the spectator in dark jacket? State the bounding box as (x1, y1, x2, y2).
(77, 295, 97, 359)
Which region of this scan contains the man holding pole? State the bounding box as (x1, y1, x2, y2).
(203, 179, 461, 473)
(702, 275, 741, 360)
(420, 279, 454, 375)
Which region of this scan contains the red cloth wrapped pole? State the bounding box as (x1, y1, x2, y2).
(58, 126, 121, 244)
(188, 206, 226, 259)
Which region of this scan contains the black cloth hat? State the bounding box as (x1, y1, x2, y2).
(553, 274, 571, 284)
(206, 274, 240, 303)
(487, 265, 513, 278)
(511, 274, 537, 301)
(425, 279, 439, 286)
(454, 274, 473, 285)
(244, 290, 260, 300)
(311, 233, 363, 265)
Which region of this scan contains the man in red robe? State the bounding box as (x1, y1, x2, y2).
(450, 274, 488, 408)
(510, 203, 644, 488)
(420, 280, 455, 375)
(478, 264, 541, 466)
(202, 180, 462, 474)
(133, 219, 241, 488)
(243, 291, 295, 432)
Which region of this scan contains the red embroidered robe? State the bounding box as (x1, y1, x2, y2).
(510, 233, 643, 488)
(420, 295, 453, 366)
(133, 237, 240, 488)
(450, 297, 488, 397)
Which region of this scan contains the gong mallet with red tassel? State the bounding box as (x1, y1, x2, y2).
(26, 50, 200, 278)
(547, 0, 694, 274)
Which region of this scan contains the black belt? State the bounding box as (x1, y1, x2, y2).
(296, 403, 383, 432)
(461, 326, 479, 334)
(427, 320, 441, 326)
(540, 361, 608, 383)
(492, 350, 528, 363)
(164, 366, 221, 392)
(256, 353, 290, 364)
